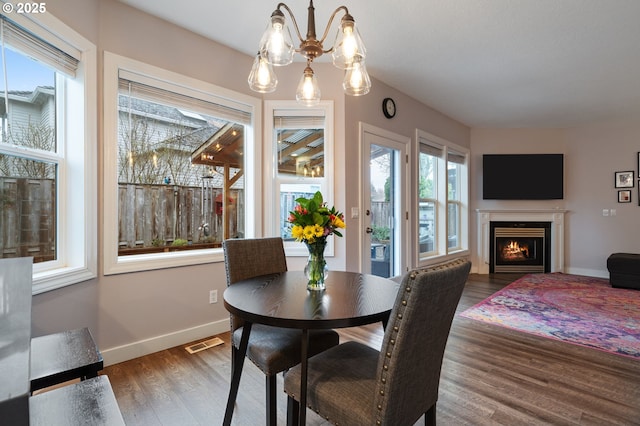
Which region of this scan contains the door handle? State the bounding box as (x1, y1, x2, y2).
(365, 227, 373, 234)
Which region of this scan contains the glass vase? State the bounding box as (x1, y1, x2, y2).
(304, 239, 328, 291)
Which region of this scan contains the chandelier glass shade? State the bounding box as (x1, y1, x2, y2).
(296, 64, 321, 106)
(342, 57, 370, 96)
(248, 0, 371, 105)
(248, 53, 278, 93)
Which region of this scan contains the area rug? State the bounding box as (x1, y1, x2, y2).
(460, 273, 640, 359)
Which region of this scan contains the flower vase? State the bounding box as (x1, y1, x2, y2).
(304, 240, 328, 291)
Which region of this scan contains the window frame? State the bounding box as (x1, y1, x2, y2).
(417, 143, 440, 258)
(0, 11, 97, 294)
(415, 129, 469, 266)
(263, 100, 335, 257)
(446, 149, 468, 253)
(102, 52, 261, 275)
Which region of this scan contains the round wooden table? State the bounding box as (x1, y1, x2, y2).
(222, 270, 399, 425)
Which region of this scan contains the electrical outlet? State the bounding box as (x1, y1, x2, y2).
(209, 290, 218, 304)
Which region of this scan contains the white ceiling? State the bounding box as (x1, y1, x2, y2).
(118, 0, 640, 128)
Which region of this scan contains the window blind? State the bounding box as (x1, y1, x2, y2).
(273, 115, 325, 129)
(0, 16, 79, 77)
(118, 73, 251, 125)
(419, 139, 443, 157)
(447, 149, 467, 165)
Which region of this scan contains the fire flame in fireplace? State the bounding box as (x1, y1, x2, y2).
(502, 240, 530, 260)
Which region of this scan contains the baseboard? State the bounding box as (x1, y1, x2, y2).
(101, 320, 230, 367)
(564, 267, 609, 279)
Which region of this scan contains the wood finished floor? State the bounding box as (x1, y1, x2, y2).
(103, 274, 640, 425)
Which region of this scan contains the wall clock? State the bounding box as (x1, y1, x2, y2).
(382, 97, 396, 119)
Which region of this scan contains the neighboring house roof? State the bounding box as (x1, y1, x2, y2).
(0, 86, 54, 115)
(118, 96, 214, 128)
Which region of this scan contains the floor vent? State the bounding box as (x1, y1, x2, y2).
(185, 337, 224, 354)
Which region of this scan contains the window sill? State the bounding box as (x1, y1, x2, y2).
(33, 265, 97, 295)
(104, 247, 225, 276)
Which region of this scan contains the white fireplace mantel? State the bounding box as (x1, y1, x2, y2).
(476, 209, 567, 274)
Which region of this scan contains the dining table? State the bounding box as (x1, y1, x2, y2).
(222, 270, 399, 426)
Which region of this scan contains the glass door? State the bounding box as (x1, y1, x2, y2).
(361, 126, 410, 278)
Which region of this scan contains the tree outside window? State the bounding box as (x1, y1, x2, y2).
(116, 91, 245, 254)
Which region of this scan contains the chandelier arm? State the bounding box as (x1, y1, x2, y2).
(277, 3, 306, 44)
(318, 6, 349, 47)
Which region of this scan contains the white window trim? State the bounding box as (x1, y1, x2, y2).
(0, 10, 98, 294)
(415, 129, 469, 267)
(102, 52, 261, 275)
(263, 100, 334, 257)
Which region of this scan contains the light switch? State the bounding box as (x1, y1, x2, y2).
(602, 209, 609, 216)
(351, 207, 359, 219)
(610, 209, 617, 216)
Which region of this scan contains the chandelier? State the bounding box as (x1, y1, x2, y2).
(248, 0, 371, 106)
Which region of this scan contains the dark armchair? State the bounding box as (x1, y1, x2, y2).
(283, 258, 471, 425)
(222, 237, 340, 425)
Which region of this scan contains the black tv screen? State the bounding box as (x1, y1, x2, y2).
(483, 154, 564, 200)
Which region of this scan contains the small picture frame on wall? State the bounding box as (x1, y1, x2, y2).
(637, 152, 640, 178)
(618, 190, 631, 203)
(615, 171, 634, 188)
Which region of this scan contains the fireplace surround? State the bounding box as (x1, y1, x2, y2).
(477, 209, 566, 274)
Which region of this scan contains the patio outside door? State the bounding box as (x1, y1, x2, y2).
(360, 124, 410, 278)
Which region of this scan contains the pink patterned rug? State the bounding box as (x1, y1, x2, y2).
(460, 273, 640, 359)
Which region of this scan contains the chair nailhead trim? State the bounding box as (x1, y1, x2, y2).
(375, 260, 466, 425)
(375, 273, 417, 424)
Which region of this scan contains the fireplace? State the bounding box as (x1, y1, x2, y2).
(476, 209, 565, 275)
(490, 222, 551, 273)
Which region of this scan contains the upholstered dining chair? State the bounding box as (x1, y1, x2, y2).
(283, 258, 471, 426)
(222, 237, 340, 426)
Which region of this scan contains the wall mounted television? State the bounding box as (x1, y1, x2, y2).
(482, 154, 564, 200)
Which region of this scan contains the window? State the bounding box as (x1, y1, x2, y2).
(416, 130, 468, 263)
(418, 143, 439, 256)
(447, 149, 467, 252)
(264, 101, 334, 256)
(103, 52, 260, 274)
(0, 14, 97, 293)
